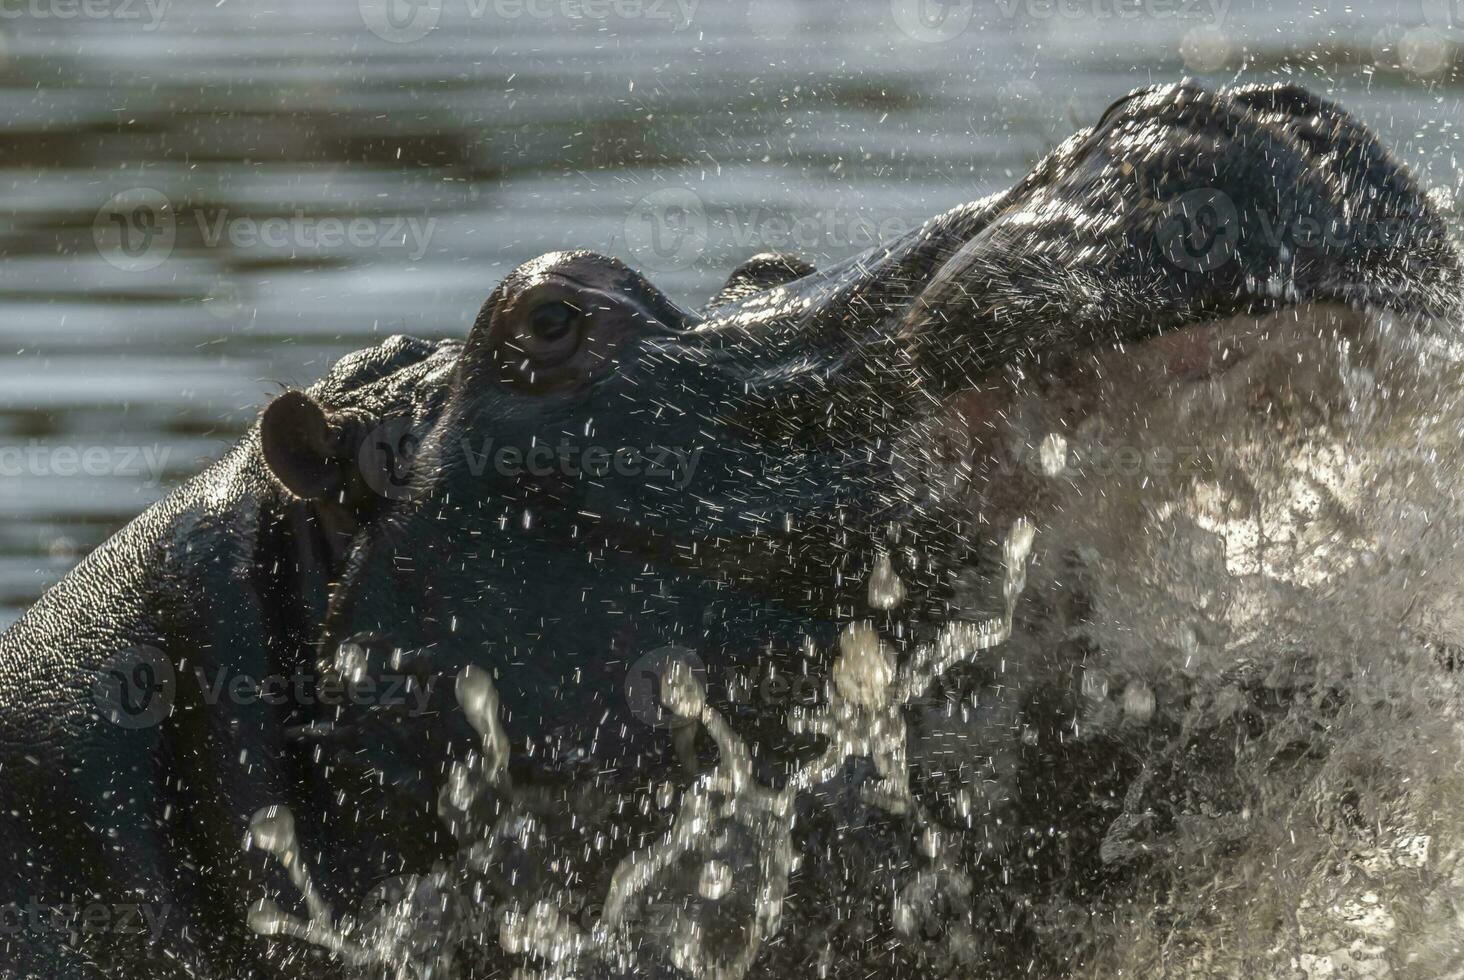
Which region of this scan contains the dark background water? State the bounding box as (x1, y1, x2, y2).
(1, 0, 1461, 626)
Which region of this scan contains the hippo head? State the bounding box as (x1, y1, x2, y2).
(8, 80, 1464, 980)
(239, 81, 1462, 971)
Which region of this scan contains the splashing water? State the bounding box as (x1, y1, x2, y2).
(867, 552, 907, 611)
(1039, 432, 1070, 479)
(245, 306, 1464, 977)
(246, 517, 1035, 978)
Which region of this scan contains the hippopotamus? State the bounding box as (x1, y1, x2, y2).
(1, 81, 1459, 979)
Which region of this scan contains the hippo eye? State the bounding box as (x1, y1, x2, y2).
(528, 300, 582, 344)
(506, 297, 588, 366)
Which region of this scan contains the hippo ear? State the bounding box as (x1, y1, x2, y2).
(260, 390, 355, 501)
(706, 252, 816, 309)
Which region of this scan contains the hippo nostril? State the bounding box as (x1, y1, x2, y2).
(528, 300, 582, 343)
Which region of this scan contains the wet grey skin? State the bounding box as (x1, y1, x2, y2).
(0, 81, 1460, 978)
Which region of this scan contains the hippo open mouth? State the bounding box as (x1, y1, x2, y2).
(1, 80, 1461, 979)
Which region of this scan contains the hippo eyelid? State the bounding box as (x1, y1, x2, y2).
(552, 270, 701, 333)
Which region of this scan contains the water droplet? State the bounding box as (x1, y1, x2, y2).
(892, 899, 916, 936)
(457, 667, 510, 779)
(456, 666, 501, 739)
(334, 641, 368, 685)
(867, 552, 906, 611)
(832, 623, 894, 708)
(498, 906, 528, 955)
(1039, 432, 1068, 477)
(955, 790, 974, 820)
(247, 898, 288, 936)
(698, 861, 732, 900)
(1122, 683, 1156, 724)
(445, 761, 476, 811)
(248, 805, 297, 857)
(661, 657, 706, 719)
(1005, 518, 1036, 568)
